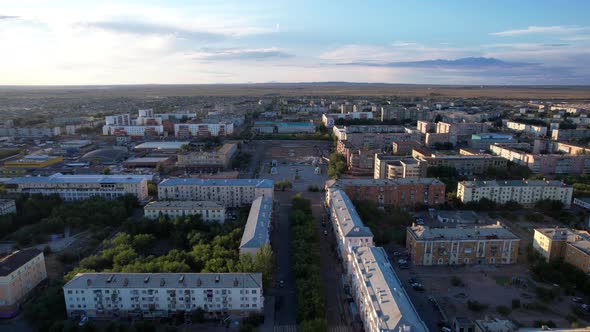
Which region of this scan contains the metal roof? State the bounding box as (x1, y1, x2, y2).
(6, 173, 149, 184)
(159, 178, 273, 188)
(329, 188, 373, 238)
(240, 196, 273, 250)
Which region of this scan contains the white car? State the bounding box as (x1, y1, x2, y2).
(78, 316, 89, 327)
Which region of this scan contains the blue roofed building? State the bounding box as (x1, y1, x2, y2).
(469, 133, 514, 151)
(239, 196, 273, 256)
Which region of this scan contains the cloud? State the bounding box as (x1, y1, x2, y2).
(81, 21, 225, 41)
(339, 57, 535, 69)
(184, 47, 293, 61)
(490, 25, 589, 36)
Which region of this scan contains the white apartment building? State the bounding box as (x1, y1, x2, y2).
(239, 196, 273, 256)
(373, 154, 426, 179)
(4, 173, 150, 201)
(143, 201, 226, 222)
(327, 188, 374, 272)
(506, 121, 547, 137)
(158, 179, 274, 208)
(322, 112, 374, 128)
(174, 123, 234, 138)
(63, 273, 263, 319)
(105, 114, 131, 126)
(457, 179, 573, 208)
(350, 247, 428, 332)
(0, 199, 16, 216)
(102, 125, 165, 136)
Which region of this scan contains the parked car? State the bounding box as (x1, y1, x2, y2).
(398, 259, 407, 265)
(572, 297, 584, 303)
(323, 230, 328, 236)
(398, 264, 409, 270)
(279, 280, 284, 288)
(408, 278, 420, 284)
(78, 316, 89, 327)
(411, 283, 424, 291)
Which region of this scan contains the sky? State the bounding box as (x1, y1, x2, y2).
(1, 0, 589, 85)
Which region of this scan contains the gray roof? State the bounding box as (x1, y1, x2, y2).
(409, 224, 519, 241)
(64, 272, 262, 289)
(535, 228, 590, 255)
(0, 249, 43, 277)
(460, 179, 570, 188)
(124, 157, 171, 163)
(352, 247, 428, 331)
(330, 178, 443, 188)
(134, 142, 189, 150)
(159, 178, 273, 188)
(240, 196, 273, 249)
(6, 173, 149, 185)
(329, 189, 373, 238)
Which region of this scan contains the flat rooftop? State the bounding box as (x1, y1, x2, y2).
(352, 246, 428, 331)
(535, 228, 590, 255)
(330, 177, 443, 187)
(460, 179, 570, 188)
(409, 223, 519, 241)
(124, 157, 171, 163)
(64, 272, 262, 289)
(134, 142, 189, 150)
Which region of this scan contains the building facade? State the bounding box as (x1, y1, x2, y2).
(373, 154, 426, 180)
(174, 123, 234, 138)
(412, 148, 508, 176)
(406, 223, 520, 266)
(4, 173, 150, 201)
(63, 273, 263, 319)
(144, 201, 226, 222)
(0, 249, 47, 317)
(176, 143, 237, 170)
(533, 228, 590, 273)
(157, 179, 273, 208)
(490, 144, 590, 175)
(327, 178, 445, 208)
(457, 180, 573, 208)
(505, 121, 547, 137)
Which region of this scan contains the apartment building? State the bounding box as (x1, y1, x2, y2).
(457, 180, 573, 208)
(174, 123, 234, 138)
(0, 199, 16, 216)
(144, 201, 226, 222)
(176, 143, 237, 170)
(63, 273, 263, 319)
(322, 112, 373, 128)
(4, 155, 63, 169)
(469, 133, 514, 151)
(350, 246, 428, 332)
(4, 173, 150, 201)
(436, 122, 489, 138)
(416, 121, 434, 134)
(412, 148, 508, 176)
(406, 222, 520, 265)
(392, 141, 422, 155)
(505, 121, 547, 137)
(0, 127, 61, 137)
(326, 188, 374, 270)
(373, 154, 426, 179)
(552, 129, 590, 140)
(157, 179, 273, 208)
(0, 249, 47, 317)
(327, 178, 445, 208)
(380, 106, 430, 122)
(102, 125, 165, 137)
(239, 196, 273, 256)
(490, 143, 590, 175)
(105, 114, 131, 126)
(533, 228, 590, 273)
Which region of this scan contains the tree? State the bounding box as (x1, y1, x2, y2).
(147, 181, 158, 196)
(132, 234, 156, 253)
(253, 244, 274, 287)
(101, 167, 111, 175)
(327, 153, 347, 179)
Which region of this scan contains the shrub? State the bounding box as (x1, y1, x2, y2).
(496, 305, 511, 316)
(451, 276, 464, 287)
(467, 300, 488, 312)
(512, 298, 521, 309)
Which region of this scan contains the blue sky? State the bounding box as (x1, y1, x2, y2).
(1, 0, 589, 85)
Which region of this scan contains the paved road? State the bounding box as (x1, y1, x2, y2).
(271, 192, 297, 326)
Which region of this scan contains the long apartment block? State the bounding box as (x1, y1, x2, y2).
(4, 173, 150, 201)
(157, 178, 273, 207)
(327, 178, 445, 208)
(406, 222, 520, 266)
(534, 228, 590, 273)
(457, 179, 573, 208)
(63, 273, 263, 319)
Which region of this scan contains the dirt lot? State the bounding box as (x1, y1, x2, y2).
(395, 263, 588, 328)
